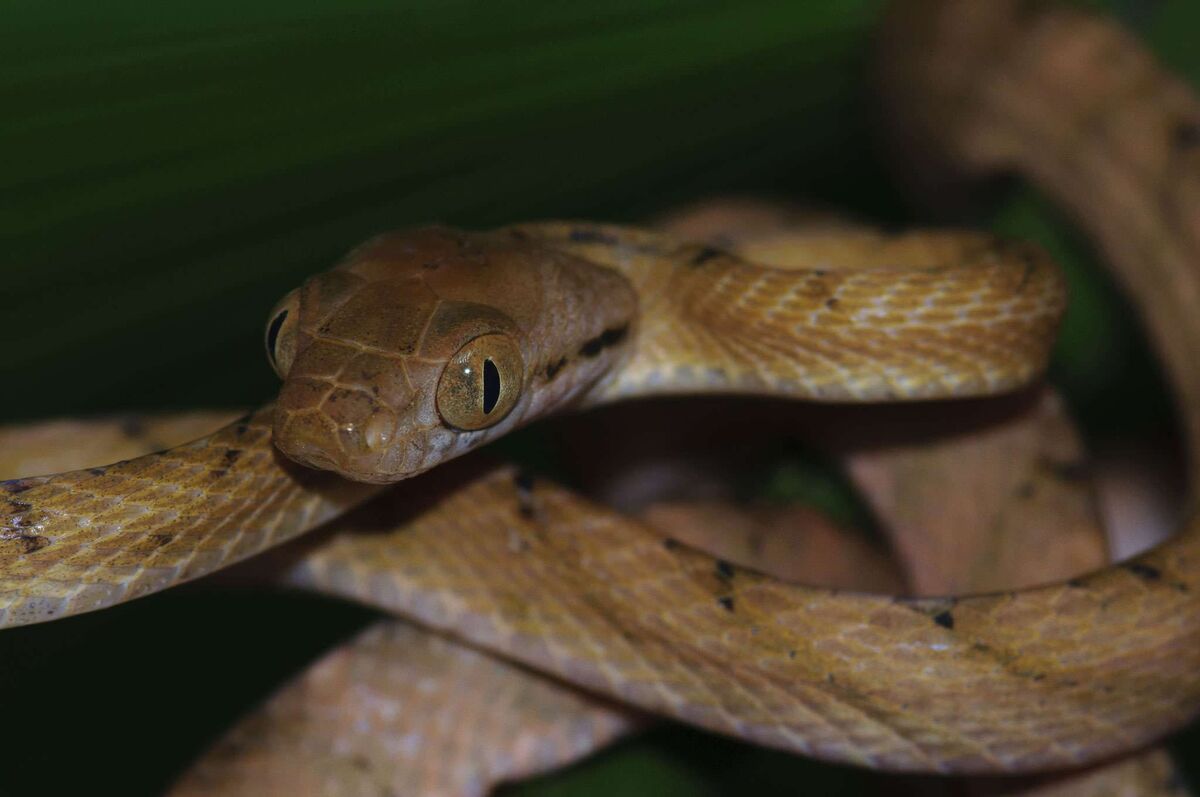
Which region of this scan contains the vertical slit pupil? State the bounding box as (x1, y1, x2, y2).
(482, 358, 501, 414)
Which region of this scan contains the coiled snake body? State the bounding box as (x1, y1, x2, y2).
(5, 0, 1200, 783)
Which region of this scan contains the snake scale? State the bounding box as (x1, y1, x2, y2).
(4, 0, 1200, 785)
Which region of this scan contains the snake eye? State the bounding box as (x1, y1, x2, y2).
(265, 290, 301, 378)
(436, 333, 524, 431)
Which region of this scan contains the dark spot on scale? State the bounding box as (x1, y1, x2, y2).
(689, 246, 722, 267)
(120, 416, 146, 438)
(825, 297, 839, 309)
(13, 534, 50, 554)
(88, 467, 108, 477)
(1067, 577, 1086, 588)
(662, 537, 680, 551)
(579, 324, 629, 358)
(933, 611, 955, 630)
(350, 755, 371, 772)
(235, 423, 250, 437)
(568, 228, 619, 246)
(8, 499, 31, 514)
(813, 269, 827, 277)
(223, 448, 243, 465)
(150, 533, 174, 548)
(1125, 562, 1162, 581)
(717, 596, 734, 612)
(514, 470, 536, 519)
(3, 480, 33, 494)
(788, 649, 796, 660)
(544, 357, 567, 380)
(715, 559, 735, 580)
(1174, 121, 1200, 150)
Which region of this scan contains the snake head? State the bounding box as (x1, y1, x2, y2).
(265, 227, 635, 483)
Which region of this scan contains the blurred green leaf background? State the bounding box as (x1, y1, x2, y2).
(1, 0, 1197, 794)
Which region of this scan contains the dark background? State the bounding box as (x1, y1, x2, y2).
(1, 1, 1197, 794)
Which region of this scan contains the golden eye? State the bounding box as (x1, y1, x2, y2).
(436, 333, 525, 430)
(265, 290, 301, 377)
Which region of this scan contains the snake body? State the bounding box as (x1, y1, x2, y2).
(5, 0, 1200, 779)
(6, 219, 1193, 774)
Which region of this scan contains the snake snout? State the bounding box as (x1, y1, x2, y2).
(273, 380, 412, 482)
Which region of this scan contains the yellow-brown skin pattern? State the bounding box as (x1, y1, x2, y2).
(270, 222, 1064, 483)
(172, 621, 638, 797)
(2, 2, 1199, 776)
(0, 208, 1189, 773)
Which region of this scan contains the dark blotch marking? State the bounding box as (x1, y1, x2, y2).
(1067, 577, 1086, 588)
(813, 269, 827, 277)
(88, 467, 108, 477)
(689, 246, 722, 267)
(3, 480, 33, 494)
(715, 559, 735, 580)
(1174, 121, 1200, 150)
(235, 422, 250, 437)
(1125, 562, 1162, 581)
(787, 649, 796, 660)
(209, 468, 228, 480)
(568, 228, 619, 246)
(824, 297, 839, 309)
(8, 499, 31, 514)
(544, 357, 567, 381)
(514, 470, 536, 519)
(13, 534, 50, 554)
(120, 416, 146, 439)
(662, 537, 680, 551)
(223, 448, 243, 465)
(150, 533, 174, 548)
(933, 611, 955, 630)
(579, 324, 629, 358)
(717, 596, 734, 612)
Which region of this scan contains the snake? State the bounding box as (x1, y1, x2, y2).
(4, 0, 1200, 781)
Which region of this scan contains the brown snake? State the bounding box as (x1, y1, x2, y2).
(4, 0, 1200, 782)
